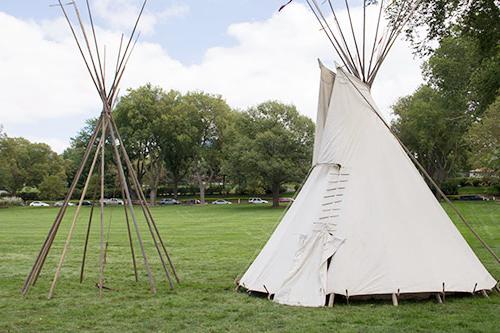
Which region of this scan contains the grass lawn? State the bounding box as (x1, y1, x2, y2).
(0, 201, 498, 332)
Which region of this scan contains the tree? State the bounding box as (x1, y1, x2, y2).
(225, 101, 314, 207)
(390, 0, 499, 184)
(392, 85, 469, 185)
(62, 118, 98, 186)
(62, 118, 118, 199)
(157, 91, 200, 199)
(39, 175, 68, 200)
(424, 34, 499, 117)
(0, 137, 65, 194)
(401, 0, 500, 56)
(113, 84, 165, 195)
(467, 95, 500, 176)
(183, 92, 232, 204)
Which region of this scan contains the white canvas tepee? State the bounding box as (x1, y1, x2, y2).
(237, 1, 497, 307)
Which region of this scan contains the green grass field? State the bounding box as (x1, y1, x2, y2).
(0, 202, 498, 332)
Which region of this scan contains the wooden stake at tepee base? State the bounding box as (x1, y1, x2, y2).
(21, 0, 179, 299)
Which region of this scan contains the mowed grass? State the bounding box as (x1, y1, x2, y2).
(0, 201, 498, 332)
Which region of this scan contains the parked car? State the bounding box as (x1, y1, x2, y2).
(81, 200, 94, 206)
(159, 198, 181, 205)
(212, 199, 232, 205)
(458, 195, 489, 201)
(278, 197, 295, 203)
(30, 201, 50, 207)
(54, 201, 75, 207)
(101, 198, 124, 205)
(248, 197, 268, 204)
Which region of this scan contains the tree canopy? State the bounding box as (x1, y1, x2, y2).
(391, 0, 499, 185)
(224, 101, 315, 207)
(0, 137, 66, 194)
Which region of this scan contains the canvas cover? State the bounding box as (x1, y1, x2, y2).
(238, 62, 496, 307)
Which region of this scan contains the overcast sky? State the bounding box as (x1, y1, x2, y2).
(0, 0, 423, 153)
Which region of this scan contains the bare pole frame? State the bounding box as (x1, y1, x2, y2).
(23, 0, 177, 298)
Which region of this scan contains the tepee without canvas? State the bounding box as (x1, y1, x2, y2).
(22, 0, 179, 299)
(237, 0, 497, 307)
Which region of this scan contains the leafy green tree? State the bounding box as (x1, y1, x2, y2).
(0, 137, 65, 194)
(392, 85, 469, 185)
(225, 101, 314, 207)
(114, 84, 164, 189)
(39, 175, 68, 200)
(392, 1, 499, 182)
(157, 91, 200, 198)
(424, 34, 499, 116)
(62, 119, 118, 199)
(62, 118, 98, 186)
(183, 92, 232, 204)
(467, 95, 500, 176)
(401, 0, 499, 56)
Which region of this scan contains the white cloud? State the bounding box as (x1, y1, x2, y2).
(0, 13, 95, 124)
(0, 3, 422, 153)
(93, 0, 189, 35)
(25, 136, 70, 154)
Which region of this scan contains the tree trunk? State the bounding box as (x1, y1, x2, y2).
(173, 180, 179, 199)
(432, 168, 447, 188)
(200, 185, 206, 204)
(149, 168, 159, 205)
(272, 182, 280, 208)
(150, 188, 157, 206)
(195, 172, 206, 204)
